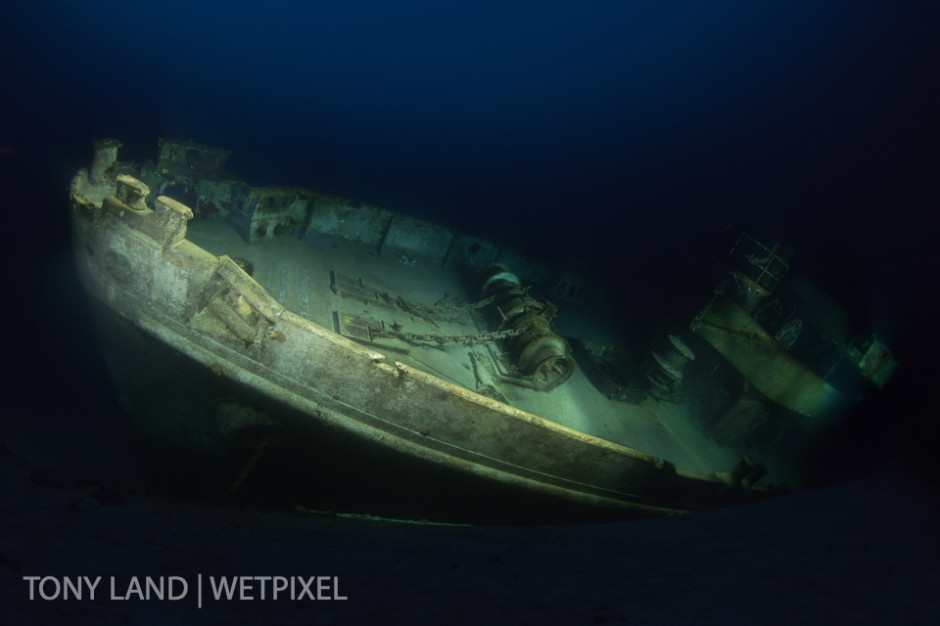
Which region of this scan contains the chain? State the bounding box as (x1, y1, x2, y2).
(372, 325, 524, 347)
(393, 293, 498, 329)
(428, 294, 498, 312)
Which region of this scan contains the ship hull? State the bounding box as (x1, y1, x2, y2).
(68, 157, 767, 522)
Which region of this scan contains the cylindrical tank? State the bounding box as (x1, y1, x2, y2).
(479, 264, 575, 391)
(647, 334, 696, 400)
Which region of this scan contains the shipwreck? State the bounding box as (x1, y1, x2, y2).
(67, 139, 897, 522)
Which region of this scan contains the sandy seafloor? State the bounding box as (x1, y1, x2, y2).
(0, 227, 933, 624)
(2, 443, 938, 625)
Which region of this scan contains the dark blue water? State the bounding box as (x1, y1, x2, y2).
(1, 6, 939, 622)
(1, 0, 937, 490)
(3, 2, 935, 259)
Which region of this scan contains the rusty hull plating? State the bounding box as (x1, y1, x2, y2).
(68, 139, 895, 520)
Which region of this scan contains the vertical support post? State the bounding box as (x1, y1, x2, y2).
(90, 138, 123, 183)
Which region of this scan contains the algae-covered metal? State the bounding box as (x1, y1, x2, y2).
(69, 139, 894, 521)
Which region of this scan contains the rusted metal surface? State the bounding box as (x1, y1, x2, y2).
(692, 294, 848, 420)
(157, 138, 231, 174)
(70, 159, 767, 517)
(238, 187, 316, 241)
(479, 264, 575, 391)
(72, 139, 900, 518)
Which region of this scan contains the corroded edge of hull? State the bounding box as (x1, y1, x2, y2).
(70, 170, 768, 520)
